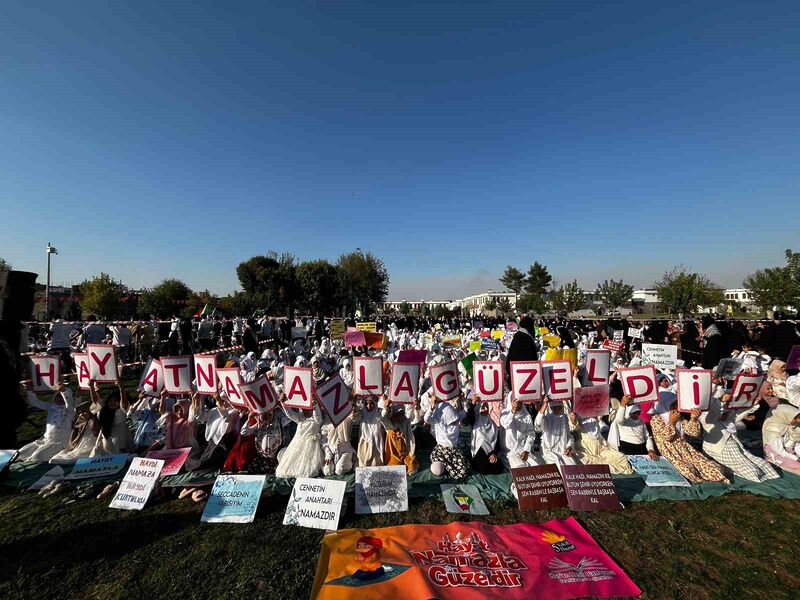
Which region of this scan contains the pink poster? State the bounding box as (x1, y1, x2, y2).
(311, 517, 641, 599)
(345, 330, 367, 348)
(146, 447, 191, 476)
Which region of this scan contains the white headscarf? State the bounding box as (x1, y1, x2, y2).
(470, 403, 499, 455)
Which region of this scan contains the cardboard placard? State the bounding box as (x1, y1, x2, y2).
(109, 457, 164, 511)
(428, 360, 461, 401)
(291, 326, 307, 339)
(627, 327, 642, 339)
(468, 340, 482, 352)
(397, 349, 427, 366)
(561, 464, 621, 511)
(510, 360, 542, 403)
(201, 474, 266, 523)
(573, 385, 610, 418)
(641, 343, 678, 371)
(388, 362, 420, 404)
(714, 358, 743, 380)
(218, 367, 246, 409)
(441, 483, 490, 516)
(65, 453, 129, 480)
(73, 353, 91, 390)
(728, 373, 765, 410)
(194, 354, 217, 394)
(138, 358, 163, 397)
(511, 464, 567, 510)
(283, 477, 347, 530)
(329, 319, 345, 341)
(355, 322, 377, 333)
(582, 349, 611, 387)
(344, 330, 367, 348)
(353, 356, 383, 397)
(317, 374, 352, 426)
(363, 332, 385, 350)
(86, 344, 118, 382)
(283, 366, 314, 410)
(628, 455, 690, 487)
(613, 330, 624, 342)
(619, 365, 659, 403)
(675, 368, 713, 412)
(354, 465, 408, 514)
(160, 355, 193, 394)
(239, 375, 279, 414)
(472, 361, 504, 402)
(30, 355, 61, 392)
(146, 447, 191, 476)
(541, 360, 573, 401)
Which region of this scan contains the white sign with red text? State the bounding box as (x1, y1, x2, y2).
(541, 360, 573, 401)
(582, 349, 611, 387)
(619, 365, 659, 403)
(239, 376, 278, 414)
(353, 356, 383, 397)
(30, 355, 61, 392)
(317, 375, 352, 426)
(429, 360, 461, 401)
(284, 366, 314, 410)
(160, 356, 193, 394)
(218, 367, 246, 409)
(510, 361, 542, 403)
(194, 354, 217, 394)
(73, 353, 91, 390)
(676, 368, 713, 413)
(728, 373, 765, 410)
(472, 361, 504, 402)
(138, 358, 163, 397)
(388, 362, 420, 404)
(86, 344, 118, 382)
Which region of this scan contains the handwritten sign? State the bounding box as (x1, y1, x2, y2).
(728, 373, 765, 410)
(603, 339, 625, 354)
(469, 340, 482, 352)
(561, 464, 621, 511)
(510, 361, 542, 403)
(675, 368, 713, 412)
(284, 366, 314, 410)
(641, 343, 678, 371)
(109, 457, 164, 511)
(146, 447, 191, 476)
(354, 465, 408, 514)
(628, 455, 690, 487)
(582, 349, 611, 387)
(472, 361, 504, 402)
(201, 474, 266, 523)
(30, 355, 61, 392)
(573, 385, 610, 418)
(389, 362, 420, 404)
(329, 319, 345, 341)
(65, 453, 128, 480)
(138, 358, 163, 397)
(355, 322, 377, 333)
(511, 464, 567, 510)
(86, 344, 118, 382)
(619, 365, 659, 403)
(283, 477, 347, 530)
(627, 327, 643, 339)
(317, 374, 352, 426)
(441, 483, 490, 516)
(344, 329, 367, 348)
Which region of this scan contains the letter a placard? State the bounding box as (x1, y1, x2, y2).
(218, 367, 247, 409)
(389, 362, 420, 404)
(472, 361, 504, 402)
(675, 368, 713, 413)
(619, 365, 659, 404)
(353, 356, 383, 397)
(429, 360, 460, 401)
(284, 366, 314, 410)
(86, 344, 118, 382)
(316, 374, 352, 426)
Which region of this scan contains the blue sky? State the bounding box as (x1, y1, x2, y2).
(1, 1, 798, 299)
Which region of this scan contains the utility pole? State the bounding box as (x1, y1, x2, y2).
(46, 242, 58, 318)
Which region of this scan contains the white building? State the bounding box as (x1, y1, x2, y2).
(458, 290, 517, 316)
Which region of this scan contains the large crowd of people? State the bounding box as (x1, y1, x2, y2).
(8, 311, 800, 502)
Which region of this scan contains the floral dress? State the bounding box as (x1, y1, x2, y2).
(650, 415, 729, 484)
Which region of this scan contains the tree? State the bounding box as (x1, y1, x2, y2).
(483, 297, 498, 312)
(399, 301, 411, 315)
(499, 266, 526, 296)
(186, 289, 219, 318)
(236, 252, 297, 315)
(596, 279, 635, 313)
(496, 297, 512, 315)
(524, 262, 552, 295)
(655, 266, 724, 316)
(516, 292, 547, 314)
(336, 250, 389, 317)
(549, 280, 585, 315)
(80, 273, 122, 318)
(139, 279, 193, 318)
(218, 291, 253, 317)
(744, 249, 800, 312)
(296, 259, 340, 316)
(0, 257, 11, 271)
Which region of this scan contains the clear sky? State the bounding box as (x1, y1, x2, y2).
(1, 1, 798, 299)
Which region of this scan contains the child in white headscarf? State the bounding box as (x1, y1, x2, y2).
(424, 392, 470, 479)
(356, 396, 385, 467)
(500, 393, 542, 469)
(321, 407, 356, 476)
(469, 396, 503, 475)
(275, 393, 324, 479)
(762, 404, 800, 475)
(569, 409, 634, 474)
(19, 382, 76, 462)
(534, 397, 579, 466)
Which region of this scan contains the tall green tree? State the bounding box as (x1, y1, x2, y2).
(186, 289, 219, 317)
(516, 292, 547, 314)
(236, 251, 297, 315)
(80, 273, 122, 318)
(744, 249, 800, 312)
(655, 266, 724, 316)
(336, 250, 389, 317)
(549, 280, 585, 314)
(399, 301, 411, 315)
(499, 266, 526, 296)
(139, 278, 193, 318)
(484, 297, 498, 312)
(495, 297, 512, 315)
(296, 259, 340, 316)
(596, 279, 635, 312)
(0, 257, 11, 271)
(218, 291, 253, 316)
(524, 262, 552, 295)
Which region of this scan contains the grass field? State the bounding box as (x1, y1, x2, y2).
(3, 386, 800, 599)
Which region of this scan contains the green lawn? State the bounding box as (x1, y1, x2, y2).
(3, 390, 800, 599)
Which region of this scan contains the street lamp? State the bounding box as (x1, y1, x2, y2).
(46, 242, 58, 319)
